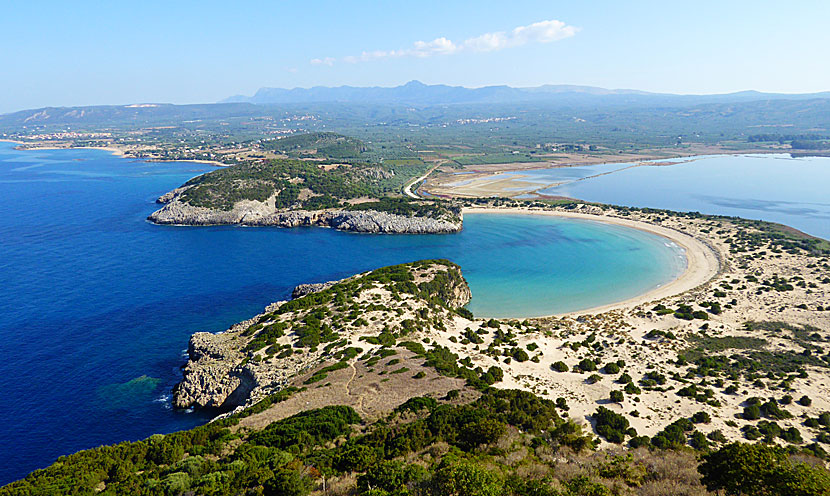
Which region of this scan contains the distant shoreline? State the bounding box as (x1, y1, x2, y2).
(462, 206, 720, 317)
(0, 139, 227, 168)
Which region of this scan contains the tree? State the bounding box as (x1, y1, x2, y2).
(336, 444, 378, 472)
(263, 469, 311, 496)
(459, 418, 506, 450)
(358, 460, 426, 494)
(432, 462, 503, 496)
(699, 442, 830, 495)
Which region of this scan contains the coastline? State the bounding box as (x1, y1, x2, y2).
(0, 139, 227, 167)
(462, 206, 721, 317)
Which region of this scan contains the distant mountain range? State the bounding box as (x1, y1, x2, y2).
(2, 81, 829, 138)
(223, 80, 830, 106)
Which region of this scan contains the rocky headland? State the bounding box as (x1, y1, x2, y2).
(149, 189, 462, 234)
(172, 260, 472, 411)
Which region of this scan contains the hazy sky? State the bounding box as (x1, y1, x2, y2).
(2, 0, 829, 113)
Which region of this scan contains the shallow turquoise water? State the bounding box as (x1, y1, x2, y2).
(0, 142, 683, 483)
(460, 214, 685, 318)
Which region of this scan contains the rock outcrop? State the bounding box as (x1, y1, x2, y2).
(444, 279, 473, 309)
(148, 191, 462, 234)
(291, 281, 338, 299)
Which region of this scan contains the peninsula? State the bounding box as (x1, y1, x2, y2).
(146, 137, 462, 233)
(8, 199, 830, 495)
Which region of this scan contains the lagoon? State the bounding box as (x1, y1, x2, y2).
(511, 154, 830, 239)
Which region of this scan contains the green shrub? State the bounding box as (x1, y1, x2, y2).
(395, 397, 438, 414)
(593, 407, 630, 444)
(578, 358, 597, 372)
(398, 340, 426, 355)
(335, 444, 378, 472)
(512, 349, 530, 362)
(263, 469, 312, 496)
(587, 374, 603, 384)
(629, 436, 651, 448)
(690, 431, 710, 451)
(624, 383, 641, 395)
(707, 430, 727, 443)
(743, 404, 761, 420)
(249, 406, 361, 450)
(432, 461, 503, 496)
(781, 427, 803, 444)
(692, 411, 712, 424)
(358, 461, 426, 495)
(551, 361, 569, 372)
(761, 399, 793, 420)
(651, 419, 693, 450)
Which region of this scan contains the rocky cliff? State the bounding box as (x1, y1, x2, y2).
(172, 260, 472, 410)
(148, 189, 462, 234)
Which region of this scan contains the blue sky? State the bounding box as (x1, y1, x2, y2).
(1, 0, 829, 113)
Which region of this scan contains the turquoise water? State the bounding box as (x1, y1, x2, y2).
(0, 141, 682, 483)
(512, 154, 830, 239)
(460, 214, 685, 317)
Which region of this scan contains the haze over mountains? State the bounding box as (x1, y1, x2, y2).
(223, 80, 830, 106)
(2, 80, 829, 140)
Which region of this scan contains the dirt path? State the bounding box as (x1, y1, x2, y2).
(345, 362, 366, 416)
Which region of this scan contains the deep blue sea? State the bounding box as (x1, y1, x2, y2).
(0, 142, 684, 483)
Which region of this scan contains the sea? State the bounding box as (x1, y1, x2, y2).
(2, 142, 812, 483)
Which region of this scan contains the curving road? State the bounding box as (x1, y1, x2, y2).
(402, 164, 440, 199)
